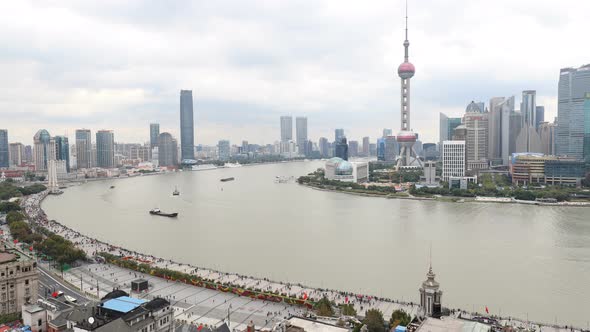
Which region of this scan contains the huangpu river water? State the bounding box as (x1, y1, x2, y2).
(43, 161, 590, 327)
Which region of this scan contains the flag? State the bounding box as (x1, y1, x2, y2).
(345, 296, 349, 303)
(29, 246, 33, 251)
(13, 239, 18, 244)
(485, 306, 489, 314)
(302, 292, 308, 300)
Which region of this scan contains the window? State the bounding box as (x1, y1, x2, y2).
(38, 319, 42, 326)
(25, 279, 29, 285)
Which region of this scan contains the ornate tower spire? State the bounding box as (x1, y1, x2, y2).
(404, 0, 409, 62)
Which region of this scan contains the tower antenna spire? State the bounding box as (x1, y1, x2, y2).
(429, 243, 433, 273)
(405, 0, 408, 41)
(404, 0, 409, 61)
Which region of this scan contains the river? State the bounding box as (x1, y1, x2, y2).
(42, 161, 590, 327)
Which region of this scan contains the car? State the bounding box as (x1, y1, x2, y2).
(64, 295, 77, 303)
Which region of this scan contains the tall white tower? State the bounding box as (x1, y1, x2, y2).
(396, 1, 423, 170)
(47, 159, 59, 193)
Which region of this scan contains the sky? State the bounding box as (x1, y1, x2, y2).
(1, 0, 589, 146)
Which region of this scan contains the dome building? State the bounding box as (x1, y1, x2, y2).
(324, 157, 368, 183)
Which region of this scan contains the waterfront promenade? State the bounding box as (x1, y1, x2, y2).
(22, 191, 588, 331)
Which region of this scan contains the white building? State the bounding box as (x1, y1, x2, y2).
(422, 161, 437, 185)
(441, 141, 465, 182)
(325, 158, 368, 183)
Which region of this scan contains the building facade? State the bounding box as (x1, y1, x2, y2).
(280, 116, 293, 142)
(348, 140, 359, 158)
(218, 140, 231, 161)
(0, 250, 39, 316)
(556, 64, 590, 158)
(441, 141, 465, 182)
(334, 137, 348, 161)
(96, 130, 115, 168)
(8, 143, 24, 167)
(439, 113, 462, 149)
(0, 129, 8, 169)
(515, 90, 542, 154)
(157, 133, 178, 167)
(180, 90, 195, 161)
(54, 136, 70, 173)
(33, 129, 52, 172)
(585, 92, 590, 163)
(539, 122, 557, 156)
(464, 108, 489, 170)
(295, 117, 308, 156)
(334, 129, 344, 143)
(362, 137, 370, 157)
(319, 137, 329, 158)
(75, 129, 92, 169)
(384, 136, 398, 162)
(150, 123, 160, 149)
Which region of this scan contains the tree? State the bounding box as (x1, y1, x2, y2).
(6, 211, 25, 224)
(314, 297, 334, 317)
(363, 309, 385, 332)
(389, 310, 412, 327)
(0, 202, 21, 213)
(340, 304, 357, 316)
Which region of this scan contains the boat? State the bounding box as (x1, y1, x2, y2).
(149, 208, 178, 218)
(173, 186, 180, 196)
(192, 164, 218, 171)
(110, 186, 115, 189)
(220, 177, 235, 182)
(223, 162, 242, 168)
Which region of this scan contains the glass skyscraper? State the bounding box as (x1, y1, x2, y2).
(150, 123, 160, 148)
(280, 116, 293, 142)
(295, 117, 308, 156)
(0, 129, 8, 168)
(180, 90, 195, 161)
(556, 64, 590, 159)
(96, 130, 115, 168)
(75, 129, 92, 169)
(54, 135, 70, 172)
(584, 93, 590, 163)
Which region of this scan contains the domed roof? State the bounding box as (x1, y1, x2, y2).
(328, 157, 344, 164)
(465, 101, 483, 113)
(398, 62, 415, 78)
(33, 129, 51, 143)
(335, 160, 353, 175)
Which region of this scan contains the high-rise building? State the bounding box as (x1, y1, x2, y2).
(539, 122, 557, 156)
(75, 129, 92, 169)
(509, 112, 523, 158)
(348, 140, 359, 157)
(556, 64, 590, 158)
(584, 92, 590, 162)
(319, 137, 329, 158)
(180, 90, 195, 161)
(0, 130, 8, 168)
(96, 130, 115, 168)
(218, 140, 231, 161)
(334, 137, 348, 161)
(516, 90, 543, 154)
(295, 117, 308, 156)
(9, 143, 24, 167)
(24, 145, 32, 163)
(535, 106, 545, 130)
(150, 123, 160, 148)
(362, 137, 370, 157)
(382, 128, 392, 138)
(384, 136, 398, 162)
(54, 136, 70, 172)
(441, 141, 466, 182)
(334, 129, 345, 143)
(280, 116, 293, 142)
(395, 5, 422, 169)
(439, 113, 462, 148)
(464, 103, 489, 170)
(158, 133, 178, 167)
(465, 101, 485, 113)
(33, 129, 51, 172)
(377, 138, 386, 161)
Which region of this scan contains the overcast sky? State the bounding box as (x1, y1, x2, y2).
(1, 0, 589, 146)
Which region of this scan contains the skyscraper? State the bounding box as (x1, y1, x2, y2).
(348, 140, 359, 158)
(516, 90, 542, 154)
(441, 141, 466, 182)
(584, 93, 590, 162)
(464, 107, 489, 170)
(556, 64, 590, 158)
(488, 97, 506, 161)
(180, 90, 195, 161)
(9, 143, 24, 167)
(384, 136, 398, 162)
(439, 113, 462, 146)
(362, 137, 370, 157)
(33, 129, 51, 171)
(218, 140, 231, 161)
(96, 130, 115, 168)
(75, 129, 92, 169)
(280, 116, 293, 142)
(158, 133, 178, 167)
(395, 4, 422, 169)
(535, 106, 545, 130)
(295, 117, 308, 156)
(382, 128, 392, 138)
(24, 145, 32, 163)
(150, 123, 160, 149)
(539, 122, 557, 156)
(335, 137, 348, 161)
(334, 129, 344, 143)
(54, 136, 70, 172)
(319, 137, 329, 158)
(0, 130, 8, 168)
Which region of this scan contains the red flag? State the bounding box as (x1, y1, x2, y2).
(485, 306, 489, 314)
(13, 239, 18, 244)
(29, 246, 33, 251)
(302, 292, 308, 300)
(345, 296, 349, 303)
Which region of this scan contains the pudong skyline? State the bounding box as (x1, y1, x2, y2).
(2, 1, 589, 145)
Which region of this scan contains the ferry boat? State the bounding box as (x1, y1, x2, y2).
(223, 162, 242, 168)
(192, 164, 218, 171)
(110, 185, 115, 189)
(173, 186, 180, 196)
(149, 208, 178, 218)
(220, 177, 235, 182)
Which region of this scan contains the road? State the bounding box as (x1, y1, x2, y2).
(38, 264, 91, 305)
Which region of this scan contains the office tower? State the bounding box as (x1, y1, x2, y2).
(423, 161, 437, 185)
(180, 90, 195, 160)
(158, 133, 178, 167)
(334, 129, 345, 143)
(488, 97, 506, 161)
(362, 137, 370, 156)
(423, 143, 437, 160)
(348, 140, 359, 157)
(584, 93, 590, 162)
(280, 116, 293, 142)
(441, 141, 466, 182)
(0, 130, 7, 168)
(535, 106, 545, 130)
(319, 137, 329, 158)
(439, 113, 462, 147)
(53, 136, 70, 172)
(369, 143, 377, 157)
(395, 4, 422, 169)
(377, 138, 386, 161)
(556, 64, 590, 158)
(96, 130, 115, 168)
(150, 123, 160, 148)
(516, 90, 542, 153)
(382, 128, 392, 138)
(75, 129, 92, 169)
(539, 122, 557, 156)
(33, 129, 51, 171)
(495, 96, 516, 165)
(335, 137, 348, 161)
(9, 143, 24, 167)
(24, 145, 32, 163)
(464, 103, 489, 170)
(295, 117, 308, 155)
(509, 112, 523, 157)
(452, 125, 467, 141)
(384, 136, 398, 162)
(218, 140, 231, 161)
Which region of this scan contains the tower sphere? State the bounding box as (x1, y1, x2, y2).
(398, 62, 415, 79)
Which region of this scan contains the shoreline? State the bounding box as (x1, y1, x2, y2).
(300, 183, 590, 207)
(23, 191, 588, 330)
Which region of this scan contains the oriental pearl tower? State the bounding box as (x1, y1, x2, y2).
(395, 1, 423, 170)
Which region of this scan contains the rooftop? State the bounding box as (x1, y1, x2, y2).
(415, 317, 490, 332)
(101, 296, 147, 314)
(286, 317, 349, 332)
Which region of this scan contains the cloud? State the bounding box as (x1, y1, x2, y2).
(0, 0, 588, 146)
